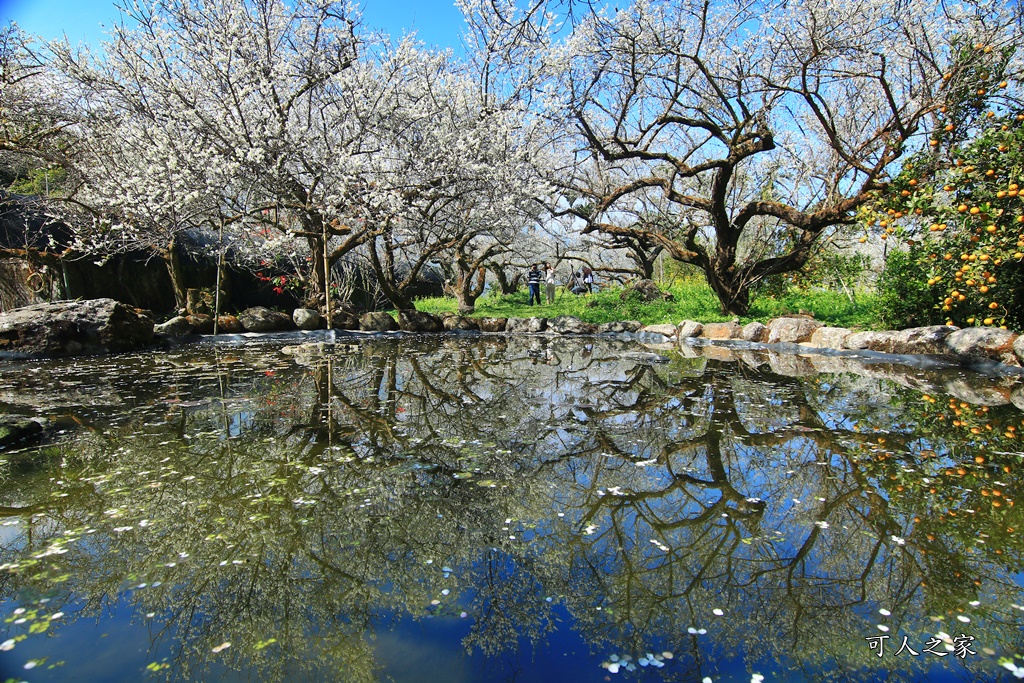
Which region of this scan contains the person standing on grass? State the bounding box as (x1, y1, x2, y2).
(581, 266, 594, 294)
(545, 262, 557, 304)
(527, 263, 542, 305)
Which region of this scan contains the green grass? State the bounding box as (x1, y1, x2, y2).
(414, 278, 880, 329)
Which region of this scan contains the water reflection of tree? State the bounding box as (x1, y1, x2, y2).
(0, 337, 1021, 681)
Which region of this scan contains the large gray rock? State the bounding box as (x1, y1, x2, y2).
(397, 309, 443, 332)
(598, 320, 643, 334)
(443, 315, 479, 331)
(739, 322, 766, 342)
(678, 320, 704, 338)
(186, 314, 214, 335)
(506, 317, 546, 333)
(216, 315, 244, 333)
(359, 312, 399, 332)
(292, 308, 322, 331)
(765, 316, 822, 344)
(944, 327, 1020, 366)
(810, 326, 851, 350)
(328, 311, 361, 330)
(548, 316, 597, 334)
(154, 316, 194, 337)
(1014, 335, 1024, 366)
(477, 317, 507, 333)
(641, 323, 678, 339)
(0, 298, 154, 357)
(889, 325, 958, 355)
(701, 321, 741, 340)
(238, 307, 295, 332)
(844, 331, 897, 351)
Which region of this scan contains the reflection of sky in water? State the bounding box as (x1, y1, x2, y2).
(0, 335, 1021, 682)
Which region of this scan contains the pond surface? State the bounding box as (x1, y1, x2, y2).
(0, 334, 1022, 682)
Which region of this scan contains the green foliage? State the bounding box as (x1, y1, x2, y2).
(416, 278, 879, 329)
(862, 40, 1024, 330)
(876, 247, 946, 329)
(8, 166, 66, 196)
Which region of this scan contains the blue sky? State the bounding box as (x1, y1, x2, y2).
(1, 0, 468, 50)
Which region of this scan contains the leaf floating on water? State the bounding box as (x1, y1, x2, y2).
(212, 642, 231, 653)
(453, 472, 473, 479)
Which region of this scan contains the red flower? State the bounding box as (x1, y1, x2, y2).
(273, 286, 284, 295)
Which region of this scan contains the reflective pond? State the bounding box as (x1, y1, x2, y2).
(0, 333, 1022, 682)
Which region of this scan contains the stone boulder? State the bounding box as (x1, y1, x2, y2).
(186, 314, 214, 335)
(328, 311, 361, 330)
(809, 326, 851, 350)
(597, 320, 636, 334)
(397, 309, 443, 332)
(739, 321, 766, 342)
(292, 308, 322, 331)
(1014, 335, 1024, 366)
(238, 307, 295, 333)
(889, 325, 958, 355)
(765, 316, 822, 344)
(477, 317, 507, 333)
(701, 321, 741, 340)
(641, 323, 678, 339)
(443, 315, 479, 331)
(548, 316, 597, 334)
(620, 279, 674, 303)
(506, 317, 546, 333)
(844, 330, 896, 352)
(216, 315, 244, 333)
(0, 298, 154, 357)
(597, 320, 643, 334)
(359, 312, 399, 332)
(154, 316, 195, 337)
(944, 327, 1020, 366)
(678, 320, 704, 338)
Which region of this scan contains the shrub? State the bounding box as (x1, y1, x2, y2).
(877, 247, 945, 329)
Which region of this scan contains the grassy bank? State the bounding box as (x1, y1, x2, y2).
(414, 278, 880, 329)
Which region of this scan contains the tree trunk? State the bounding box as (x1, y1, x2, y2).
(487, 264, 520, 295)
(455, 266, 486, 314)
(306, 235, 327, 305)
(706, 266, 750, 316)
(165, 235, 187, 311)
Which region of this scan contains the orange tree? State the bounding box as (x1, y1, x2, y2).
(864, 43, 1024, 329)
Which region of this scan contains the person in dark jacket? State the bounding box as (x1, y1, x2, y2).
(527, 264, 542, 305)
